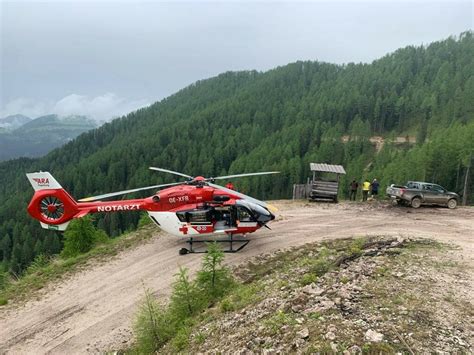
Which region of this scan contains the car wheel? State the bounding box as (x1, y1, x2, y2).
(411, 197, 421, 209)
(179, 248, 189, 255)
(447, 199, 457, 209)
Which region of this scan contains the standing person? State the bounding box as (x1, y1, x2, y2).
(371, 178, 380, 198)
(349, 178, 358, 201)
(225, 181, 234, 190)
(362, 179, 371, 201)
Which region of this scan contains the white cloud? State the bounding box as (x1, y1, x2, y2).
(0, 98, 51, 119)
(0, 93, 150, 122)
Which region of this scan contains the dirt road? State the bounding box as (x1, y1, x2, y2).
(1, 201, 473, 354)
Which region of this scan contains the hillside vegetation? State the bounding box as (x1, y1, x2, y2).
(0, 32, 473, 276)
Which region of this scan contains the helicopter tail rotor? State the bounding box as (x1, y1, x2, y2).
(26, 172, 79, 231)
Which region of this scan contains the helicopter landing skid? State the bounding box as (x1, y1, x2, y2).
(179, 235, 250, 255)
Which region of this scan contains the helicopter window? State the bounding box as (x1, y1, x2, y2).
(176, 212, 187, 222)
(237, 207, 253, 222)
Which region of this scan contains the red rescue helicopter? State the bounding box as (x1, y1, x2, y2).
(26, 168, 279, 254)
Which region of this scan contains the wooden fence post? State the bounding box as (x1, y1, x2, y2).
(462, 154, 471, 206)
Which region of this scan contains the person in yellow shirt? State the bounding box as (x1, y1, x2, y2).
(362, 180, 371, 201)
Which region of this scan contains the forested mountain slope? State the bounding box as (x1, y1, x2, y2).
(0, 32, 473, 274)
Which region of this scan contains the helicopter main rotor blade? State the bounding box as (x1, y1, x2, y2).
(149, 167, 193, 179)
(78, 182, 182, 202)
(212, 171, 280, 181)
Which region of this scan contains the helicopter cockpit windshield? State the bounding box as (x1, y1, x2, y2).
(235, 200, 274, 223)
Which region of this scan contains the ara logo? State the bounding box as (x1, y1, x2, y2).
(97, 204, 140, 212)
(33, 177, 50, 186)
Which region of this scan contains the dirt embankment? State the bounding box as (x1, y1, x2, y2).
(186, 237, 472, 353)
(0, 201, 472, 354)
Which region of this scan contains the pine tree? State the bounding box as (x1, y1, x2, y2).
(51, 234, 62, 255)
(169, 267, 201, 318)
(61, 217, 97, 258)
(21, 239, 33, 268)
(9, 243, 22, 277)
(196, 243, 233, 300)
(43, 234, 54, 255)
(34, 239, 43, 256)
(1, 234, 12, 261)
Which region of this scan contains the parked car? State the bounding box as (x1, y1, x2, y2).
(386, 181, 459, 209)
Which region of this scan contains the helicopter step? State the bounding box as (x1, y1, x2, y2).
(179, 234, 250, 255)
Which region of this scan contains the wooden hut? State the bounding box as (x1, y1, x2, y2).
(308, 163, 346, 202)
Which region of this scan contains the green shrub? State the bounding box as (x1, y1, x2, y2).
(25, 254, 51, 275)
(170, 325, 192, 352)
(137, 212, 152, 229)
(0, 271, 10, 291)
(220, 298, 236, 312)
(94, 229, 109, 244)
(312, 258, 331, 276)
(61, 217, 109, 258)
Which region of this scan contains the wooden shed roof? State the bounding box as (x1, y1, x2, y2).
(310, 163, 346, 174)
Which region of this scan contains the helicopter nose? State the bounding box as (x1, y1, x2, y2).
(251, 204, 273, 223)
(263, 210, 275, 223)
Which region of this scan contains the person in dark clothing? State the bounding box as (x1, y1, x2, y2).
(349, 179, 358, 201)
(371, 179, 380, 197)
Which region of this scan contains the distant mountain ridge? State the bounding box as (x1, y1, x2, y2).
(0, 114, 32, 131)
(0, 114, 97, 161)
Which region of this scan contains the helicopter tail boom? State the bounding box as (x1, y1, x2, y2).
(26, 172, 152, 231)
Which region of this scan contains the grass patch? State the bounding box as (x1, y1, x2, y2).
(262, 310, 296, 335)
(219, 282, 265, 313)
(300, 273, 318, 286)
(0, 296, 7, 305)
(0, 224, 155, 306)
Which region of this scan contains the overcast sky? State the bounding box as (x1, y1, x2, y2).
(1, 0, 472, 121)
